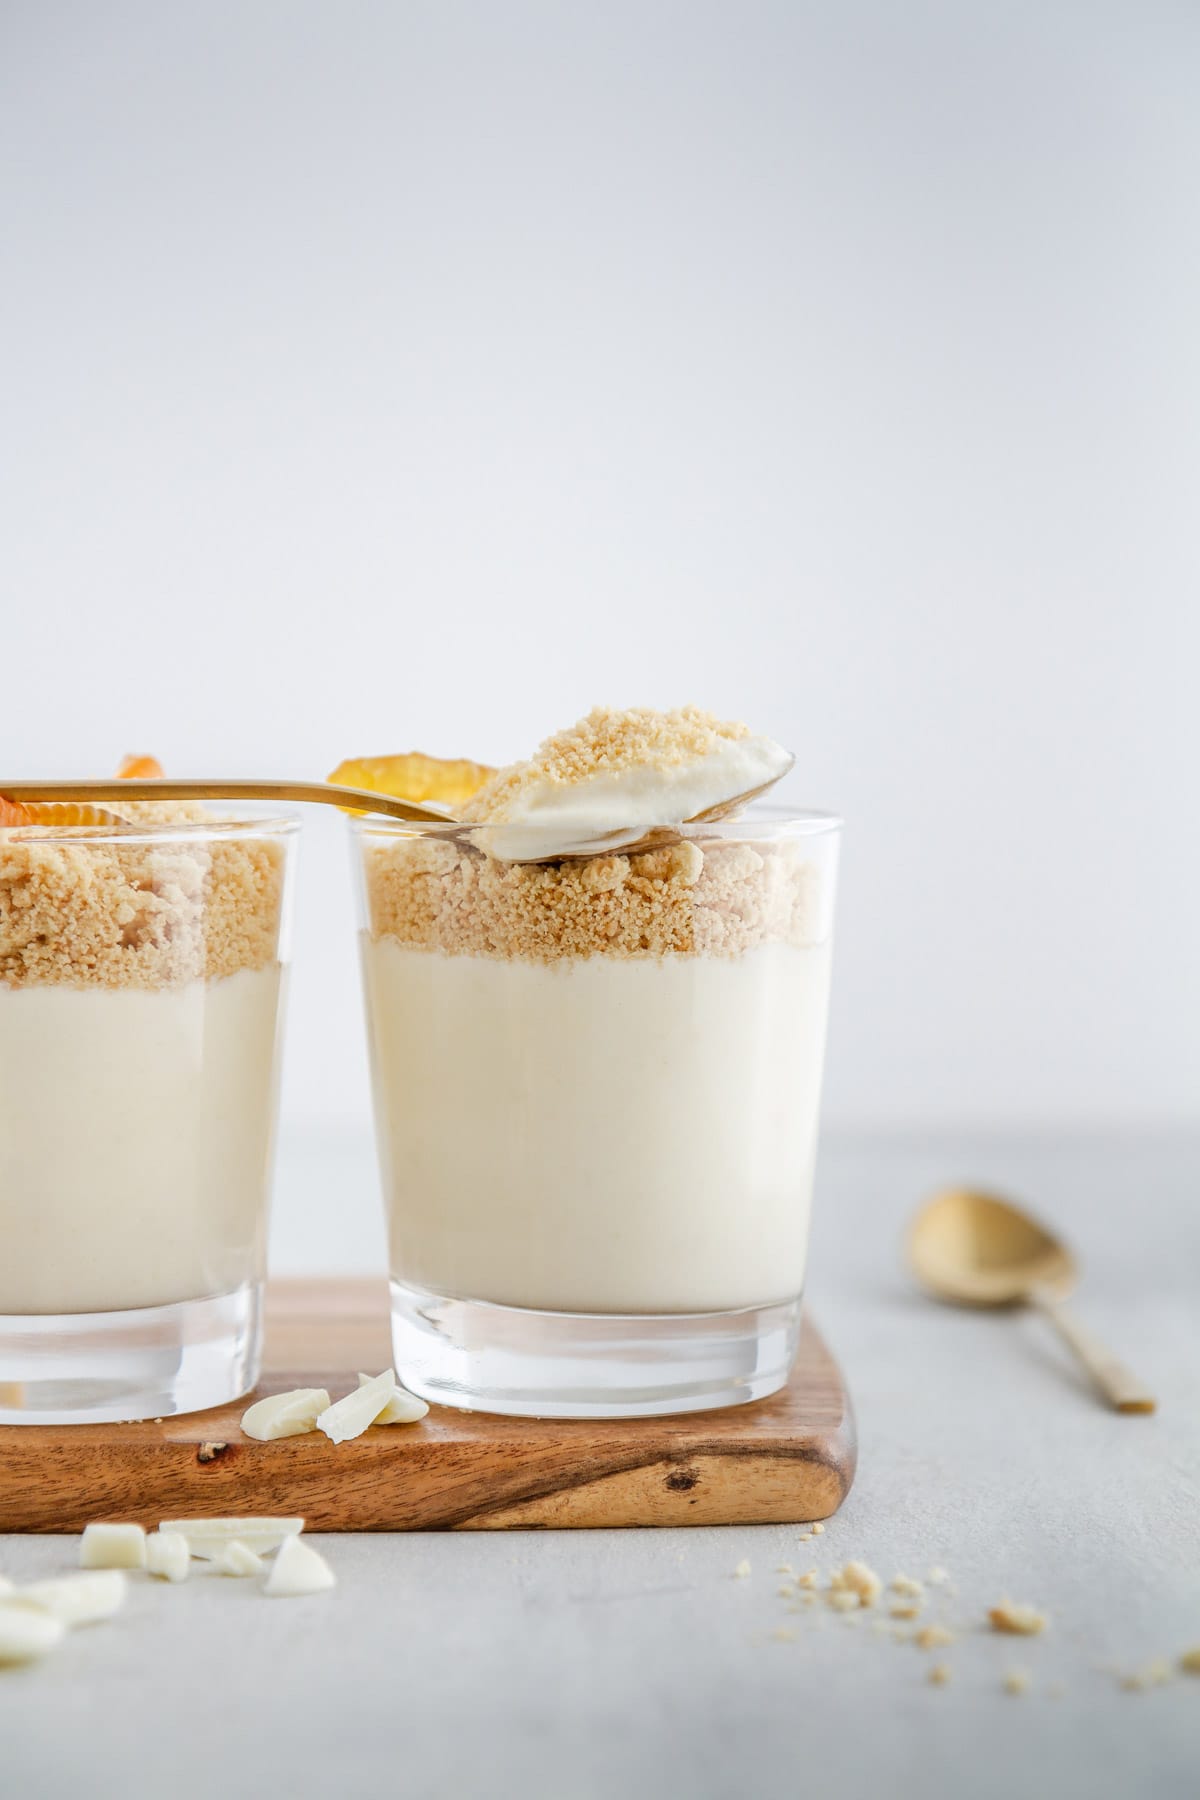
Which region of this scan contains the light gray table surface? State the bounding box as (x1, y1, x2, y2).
(3, 1129, 1198, 1800)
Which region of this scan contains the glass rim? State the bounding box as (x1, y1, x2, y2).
(348, 801, 843, 840)
(0, 808, 302, 847)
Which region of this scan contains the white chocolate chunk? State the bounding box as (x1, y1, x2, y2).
(145, 1532, 190, 1583)
(212, 1541, 263, 1578)
(15, 1571, 126, 1627)
(0, 1605, 65, 1664)
(159, 1517, 304, 1560)
(356, 1372, 429, 1425)
(317, 1370, 397, 1444)
(79, 1522, 147, 1570)
(241, 1388, 331, 1442)
(264, 1534, 336, 1598)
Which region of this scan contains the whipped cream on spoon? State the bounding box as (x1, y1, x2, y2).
(462, 706, 795, 862)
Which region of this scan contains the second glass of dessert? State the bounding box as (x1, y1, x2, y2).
(351, 707, 840, 1417)
(0, 780, 297, 1423)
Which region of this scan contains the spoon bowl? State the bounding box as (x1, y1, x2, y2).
(907, 1185, 1155, 1414)
(908, 1186, 1076, 1306)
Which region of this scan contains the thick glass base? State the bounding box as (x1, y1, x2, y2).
(390, 1279, 802, 1419)
(0, 1282, 263, 1425)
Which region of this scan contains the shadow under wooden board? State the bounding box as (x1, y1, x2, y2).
(0, 1280, 857, 1533)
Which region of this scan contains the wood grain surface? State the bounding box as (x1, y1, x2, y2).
(0, 1280, 856, 1532)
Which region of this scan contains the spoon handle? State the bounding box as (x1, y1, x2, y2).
(1029, 1290, 1157, 1414)
(0, 778, 446, 825)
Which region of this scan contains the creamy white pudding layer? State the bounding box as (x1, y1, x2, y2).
(364, 939, 831, 1314)
(0, 966, 283, 1314)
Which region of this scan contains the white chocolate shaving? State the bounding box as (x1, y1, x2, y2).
(316, 1370, 397, 1444)
(0, 1606, 65, 1664)
(356, 1372, 429, 1425)
(264, 1535, 336, 1598)
(212, 1541, 263, 1578)
(14, 1571, 127, 1627)
(159, 1517, 304, 1560)
(240, 1388, 331, 1442)
(145, 1532, 190, 1583)
(79, 1523, 146, 1571)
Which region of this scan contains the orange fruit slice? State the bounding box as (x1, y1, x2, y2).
(117, 754, 164, 779)
(25, 802, 132, 827)
(327, 753, 495, 812)
(0, 797, 130, 828)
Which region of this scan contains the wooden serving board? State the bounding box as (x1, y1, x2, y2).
(0, 1280, 856, 1533)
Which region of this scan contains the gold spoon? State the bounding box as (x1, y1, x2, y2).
(0, 767, 794, 855)
(907, 1187, 1156, 1414)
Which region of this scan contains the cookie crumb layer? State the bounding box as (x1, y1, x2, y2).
(363, 830, 821, 964)
(1, 821, 288, 991)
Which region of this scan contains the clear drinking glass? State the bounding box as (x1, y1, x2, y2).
(0, 809, 298, 1422)
(353, 805, 840, 1418)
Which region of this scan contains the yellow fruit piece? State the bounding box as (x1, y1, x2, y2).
(117, 754, 164, 779)
(23, 803, 132, 827)
(327, 753, 495, 811)
(2, 797, 132, 829)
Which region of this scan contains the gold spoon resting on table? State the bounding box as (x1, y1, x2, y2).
(907, 1187, 1156, 1414)
(0, 769, 793, 856)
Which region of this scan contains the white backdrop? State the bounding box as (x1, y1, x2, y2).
(2, 1, 1197, 1137)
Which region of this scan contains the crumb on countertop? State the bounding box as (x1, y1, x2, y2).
(989, 1600, 1049, 1637)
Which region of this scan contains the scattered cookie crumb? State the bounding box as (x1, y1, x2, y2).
(776, 1563, 794, 1576)
(1003, 1669, 1031, 1696)
(1121, 1659, 1173, 1692)
(839, 1562, 883, 1607)
(915, 1625, 956, 1651)
(778, 1586, 795, 1600)
(927, 1567, 950, 1586)
(733, 1559, 752, 1579)
(797, 1571, 818, 1590)
(812, 1523, 825, 1535)
(928, 1662, 952, 1687)
(1180, 1649, 1200, 1676)
(829, 1590, 860, 1613)
(989, 1600, 1048, 1636)
(891, 1602, 922, 1620)
(891, 1574, 925, 1599)
(769, 1627, 797, 1644)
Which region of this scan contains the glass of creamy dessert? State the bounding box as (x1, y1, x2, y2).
(352, 708, 840, 1418)
(0, 805, 297, 1422)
